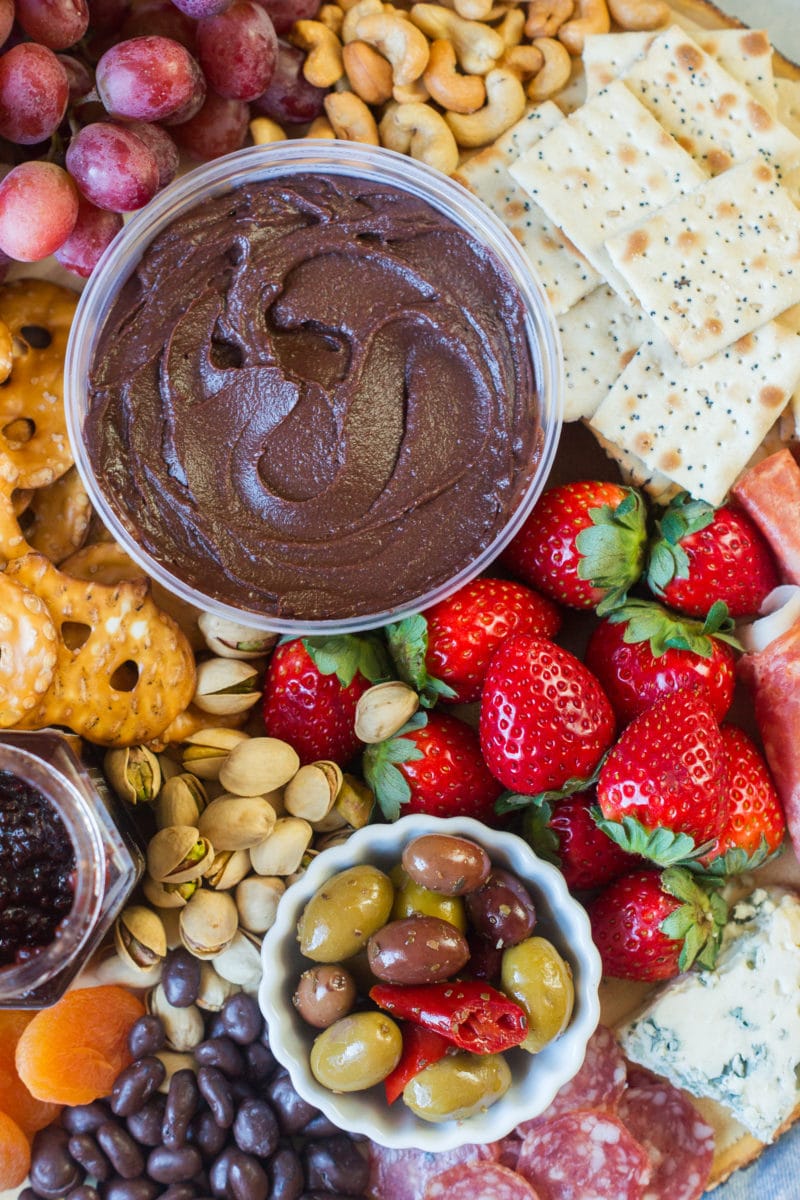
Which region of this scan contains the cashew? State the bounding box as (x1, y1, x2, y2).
(290, 20, 344, 87)
(525, 0, 573, 38)
(558, 0, 609, 54)
(324, 90, 381, 143)
(496, 7, 525, 47)
(393, 77, 431, 102)
(343, 40, 395, 103)
(341, 0, 382, 43)
(353, 11, 430, 84)
(379, 101, 460, 174)
(410, 4, 504, 76)
(607, 0, 668, 29)
(318, 3, 344, 34)
(501, 43, 544, 77)
(445, 66, 525, 147)
(249, 117, 287, 144)
(452, 0, 493, 21)
(307, 115, 336, 138)
(526, 34, 571, 98)
(423, 38, 485, 112)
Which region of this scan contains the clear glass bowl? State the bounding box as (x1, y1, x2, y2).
(66, 142, 563, 634)
(259, 814, 601, 1151)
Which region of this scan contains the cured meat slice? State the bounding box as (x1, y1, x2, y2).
(732, 449, 800, 585)
(495, 1135, 522, 1171)
(366, 1142, 497, 1200)
(617, 1083, 714, 1200)
(516, 1024, 627, 1137)
(424, 1162, 542, 1200)
(517, 1111, 651, 1200)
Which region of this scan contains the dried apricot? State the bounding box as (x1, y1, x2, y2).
(0, 1109, 31, 1189)
(15, 985, 145, 1105)
(0, 1011, 60, 1134)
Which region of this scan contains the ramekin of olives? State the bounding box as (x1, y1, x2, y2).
(258, 815, 601, 1151)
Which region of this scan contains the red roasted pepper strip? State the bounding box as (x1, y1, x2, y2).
(384, 1022, 450, 1104)
(370, 980, 528, 1054)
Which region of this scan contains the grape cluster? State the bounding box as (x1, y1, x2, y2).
(0, 0, 328, 275)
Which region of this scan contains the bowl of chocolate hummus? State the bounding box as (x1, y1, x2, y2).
(66, 142, 563, 632)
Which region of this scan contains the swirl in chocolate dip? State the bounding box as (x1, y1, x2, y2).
(85, 173, 541, 622)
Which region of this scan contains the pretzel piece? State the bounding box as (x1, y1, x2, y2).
(0, 571, 58, 726)
(0, 279, 78, 489)
(24, 467, 92, 564)
(6, 553, 197, 746)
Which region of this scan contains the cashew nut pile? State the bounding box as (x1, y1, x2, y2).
(250, 0, 672, 173)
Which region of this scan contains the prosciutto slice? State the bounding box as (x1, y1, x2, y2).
(732, 449, 800, 585)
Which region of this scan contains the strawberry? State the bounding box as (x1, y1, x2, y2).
(499, 481, 648, 615)
(646, 491, 779, 618)
(363, 710, 502, 824)
(587, 866, 727, 982)
(583, 598, 737, 725)
(699, 725, 786, 873)
(595, 688, 728, 866)
(386, 577, 562, 706)
(262, 634, 389, 766)
(524, 791, 632, 892)
(480, 633, 615, 797)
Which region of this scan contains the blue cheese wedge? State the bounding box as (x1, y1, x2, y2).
(617, 889, 800, 1143)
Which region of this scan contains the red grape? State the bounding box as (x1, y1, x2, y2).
(172, 88, 248, 160)
(197, 1, 277, 101)
(121, 0, 197, 49)
(251, 0, 318, 35)
(0, 161, 79, 260)
(251, 39, 325, 123)
(125, 118, 179, 186)
(171, 0, 231, 18)
(55, 196, 123, 275)
(96, 35, 205, 122)
(88, 0, 131, 33)
(15, 0, 89, 49)
(0, 43, 69, 144)
(0, 0, 13, 46)
(66, 121, 159, 210)
(57, 53, 94, 102)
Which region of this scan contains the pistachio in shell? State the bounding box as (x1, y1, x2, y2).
(249, 817, 312, 877)
(205, 849, 252, 891)
(335, 774, 374, 829)
(114, 905, 168, 972)
(218, 737, 300, 798)
(181, 728, 250, 781)
(193, 659, 262, 716)
(354, 681, 419, 744)
(235, 875, 285, 934)
(198, 794, 277, 852)
(199, 612, 278, 660)
(212, 929, 263, 990)
(143, 874, 199, 910)
(147, 825, 215, 885)
(155, 773, 208, 830)
(147, 983, 205, 1052)
(105, 745, 162, 805)
(195, 960, 241, 1011)
(284, 761, 343, 823)
(179, 888, 238, 960)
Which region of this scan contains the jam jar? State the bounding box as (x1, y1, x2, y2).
(0, 730, 144, 1008)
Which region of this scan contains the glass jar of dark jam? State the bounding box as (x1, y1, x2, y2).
(0, 730, 144, 1008)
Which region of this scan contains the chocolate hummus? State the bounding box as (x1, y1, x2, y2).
(86, 173, 541, 621)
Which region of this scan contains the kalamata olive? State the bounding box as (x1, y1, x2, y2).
(310, 1013, 402, 1092)
(298, 865, 394, 962)
(501, 936, 574, 1053)
(466, 932, 503, 981)
(402, 835, 491, 896)
(402, 1051, 511, 1122)
(293, 964, 356, 1029)
(390, 867, 466, 932)
(367, 916, 469, 985)
(303, 1136, 370, 1195)
(464, 868, 536, 948)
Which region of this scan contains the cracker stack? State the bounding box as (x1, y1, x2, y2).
(456, 18, 800, 507)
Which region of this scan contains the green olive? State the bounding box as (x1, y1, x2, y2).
(402, 1052, 511, 1122)
(310, 1011, 402, 1091)
(298, 865, 394, 962)
(390, 866, 467, 933)
(501, 936, 574, 1053)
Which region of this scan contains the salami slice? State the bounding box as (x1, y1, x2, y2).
(516, 1025, 627, 1137)
(424, 1162, 542, 1200)
(617, 1083, 715, 1200)
(366, 1142, 497, 1200)
(517, 1111, 651, 1200)
(496, 1135, 522, 1171)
